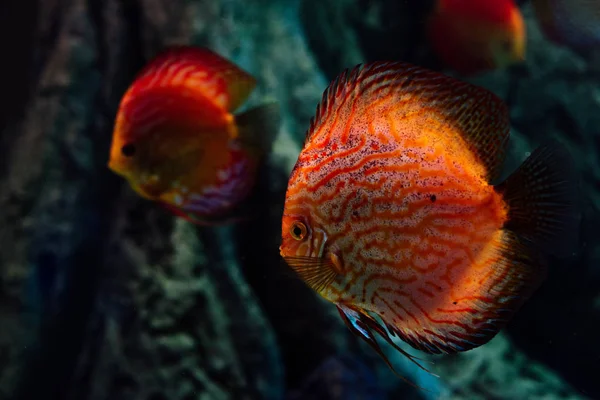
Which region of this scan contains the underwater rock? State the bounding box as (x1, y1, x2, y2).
(286, 355, 385, 400)
(0, 0, 284, 399)
(428, 334, 587, 400)
(66, 217, 283, 400)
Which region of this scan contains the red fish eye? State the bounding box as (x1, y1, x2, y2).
(121, 143, 136, 157)
(290, 221, 307, 241)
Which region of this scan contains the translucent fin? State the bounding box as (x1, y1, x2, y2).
(235, 102, 281, 157)
(494, 140, 581, 257)
(306, 61, 510, 181)
(336, 304, 437, 392)
(282, 256, 338, 293)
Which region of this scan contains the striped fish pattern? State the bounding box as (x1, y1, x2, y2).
(108, 46, 278, 225)
(280, 61, 579, 380)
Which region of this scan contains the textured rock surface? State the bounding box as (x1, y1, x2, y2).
(286, 356, 385, 400)
(0, 0, 599, 400)
(0, 0, 294, 399)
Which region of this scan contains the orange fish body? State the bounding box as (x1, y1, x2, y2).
(532, 0, 600, 50)
(427, 0, 526, 75)
(280, 62, 578, 379)
(108, 46, 278, 224)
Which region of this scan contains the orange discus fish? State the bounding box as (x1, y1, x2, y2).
(532, 0, 600, 51)
(108, 46, 278, 225)
(280, 62, 579, 380)
(427, 0, 526, 75)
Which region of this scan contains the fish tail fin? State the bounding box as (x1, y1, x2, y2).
(235, 102, 280, 157)
(494, 141, 581, 257)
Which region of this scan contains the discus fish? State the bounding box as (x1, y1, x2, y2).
(532, 0, 600, 51)
(280, 62, 579, 381)
(108, 46, 278, 225)
(427, 0, 526, 75)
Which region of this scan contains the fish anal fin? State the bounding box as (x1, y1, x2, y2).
(306, 61, 510, 181)
(336, 304, 437, 391)
(379, 229, 545, 356)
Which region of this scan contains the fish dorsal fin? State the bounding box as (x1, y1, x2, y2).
(307, 61, 510, 182)
(135, 46, 256, 112)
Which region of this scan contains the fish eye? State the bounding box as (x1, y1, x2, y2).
(121, 143, 136, 157)
(500, 39, 512, 53)
(290, 221, 307, 241)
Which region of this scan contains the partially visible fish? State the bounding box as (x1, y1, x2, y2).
(532, 0, 600, 51)
(280, 61, 579, 384)
(108, 46, 279, 225)
(427, 0, 526, 75)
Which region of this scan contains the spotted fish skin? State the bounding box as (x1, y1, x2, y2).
(280, 61, 579, 363)
(108, 46, 278, 225)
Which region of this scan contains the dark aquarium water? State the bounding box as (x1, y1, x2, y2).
(0, 0, 598, 399)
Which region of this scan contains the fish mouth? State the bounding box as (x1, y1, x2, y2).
(107, 158, 119, 174)
(110, 169, 165, 200)
(107, 157, 130, 178)
(134, 178, 166, 200)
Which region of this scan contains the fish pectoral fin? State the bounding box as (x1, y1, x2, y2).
(282, 256, 338, 293)
(234, 102, 280, 156)
(336, 304, 437, 391)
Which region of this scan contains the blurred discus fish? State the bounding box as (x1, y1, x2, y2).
(532, 0, 600, 51)
(108, 46, 278, 225)
(280, 61, 579, 383)
(427, 0, 526, 75)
